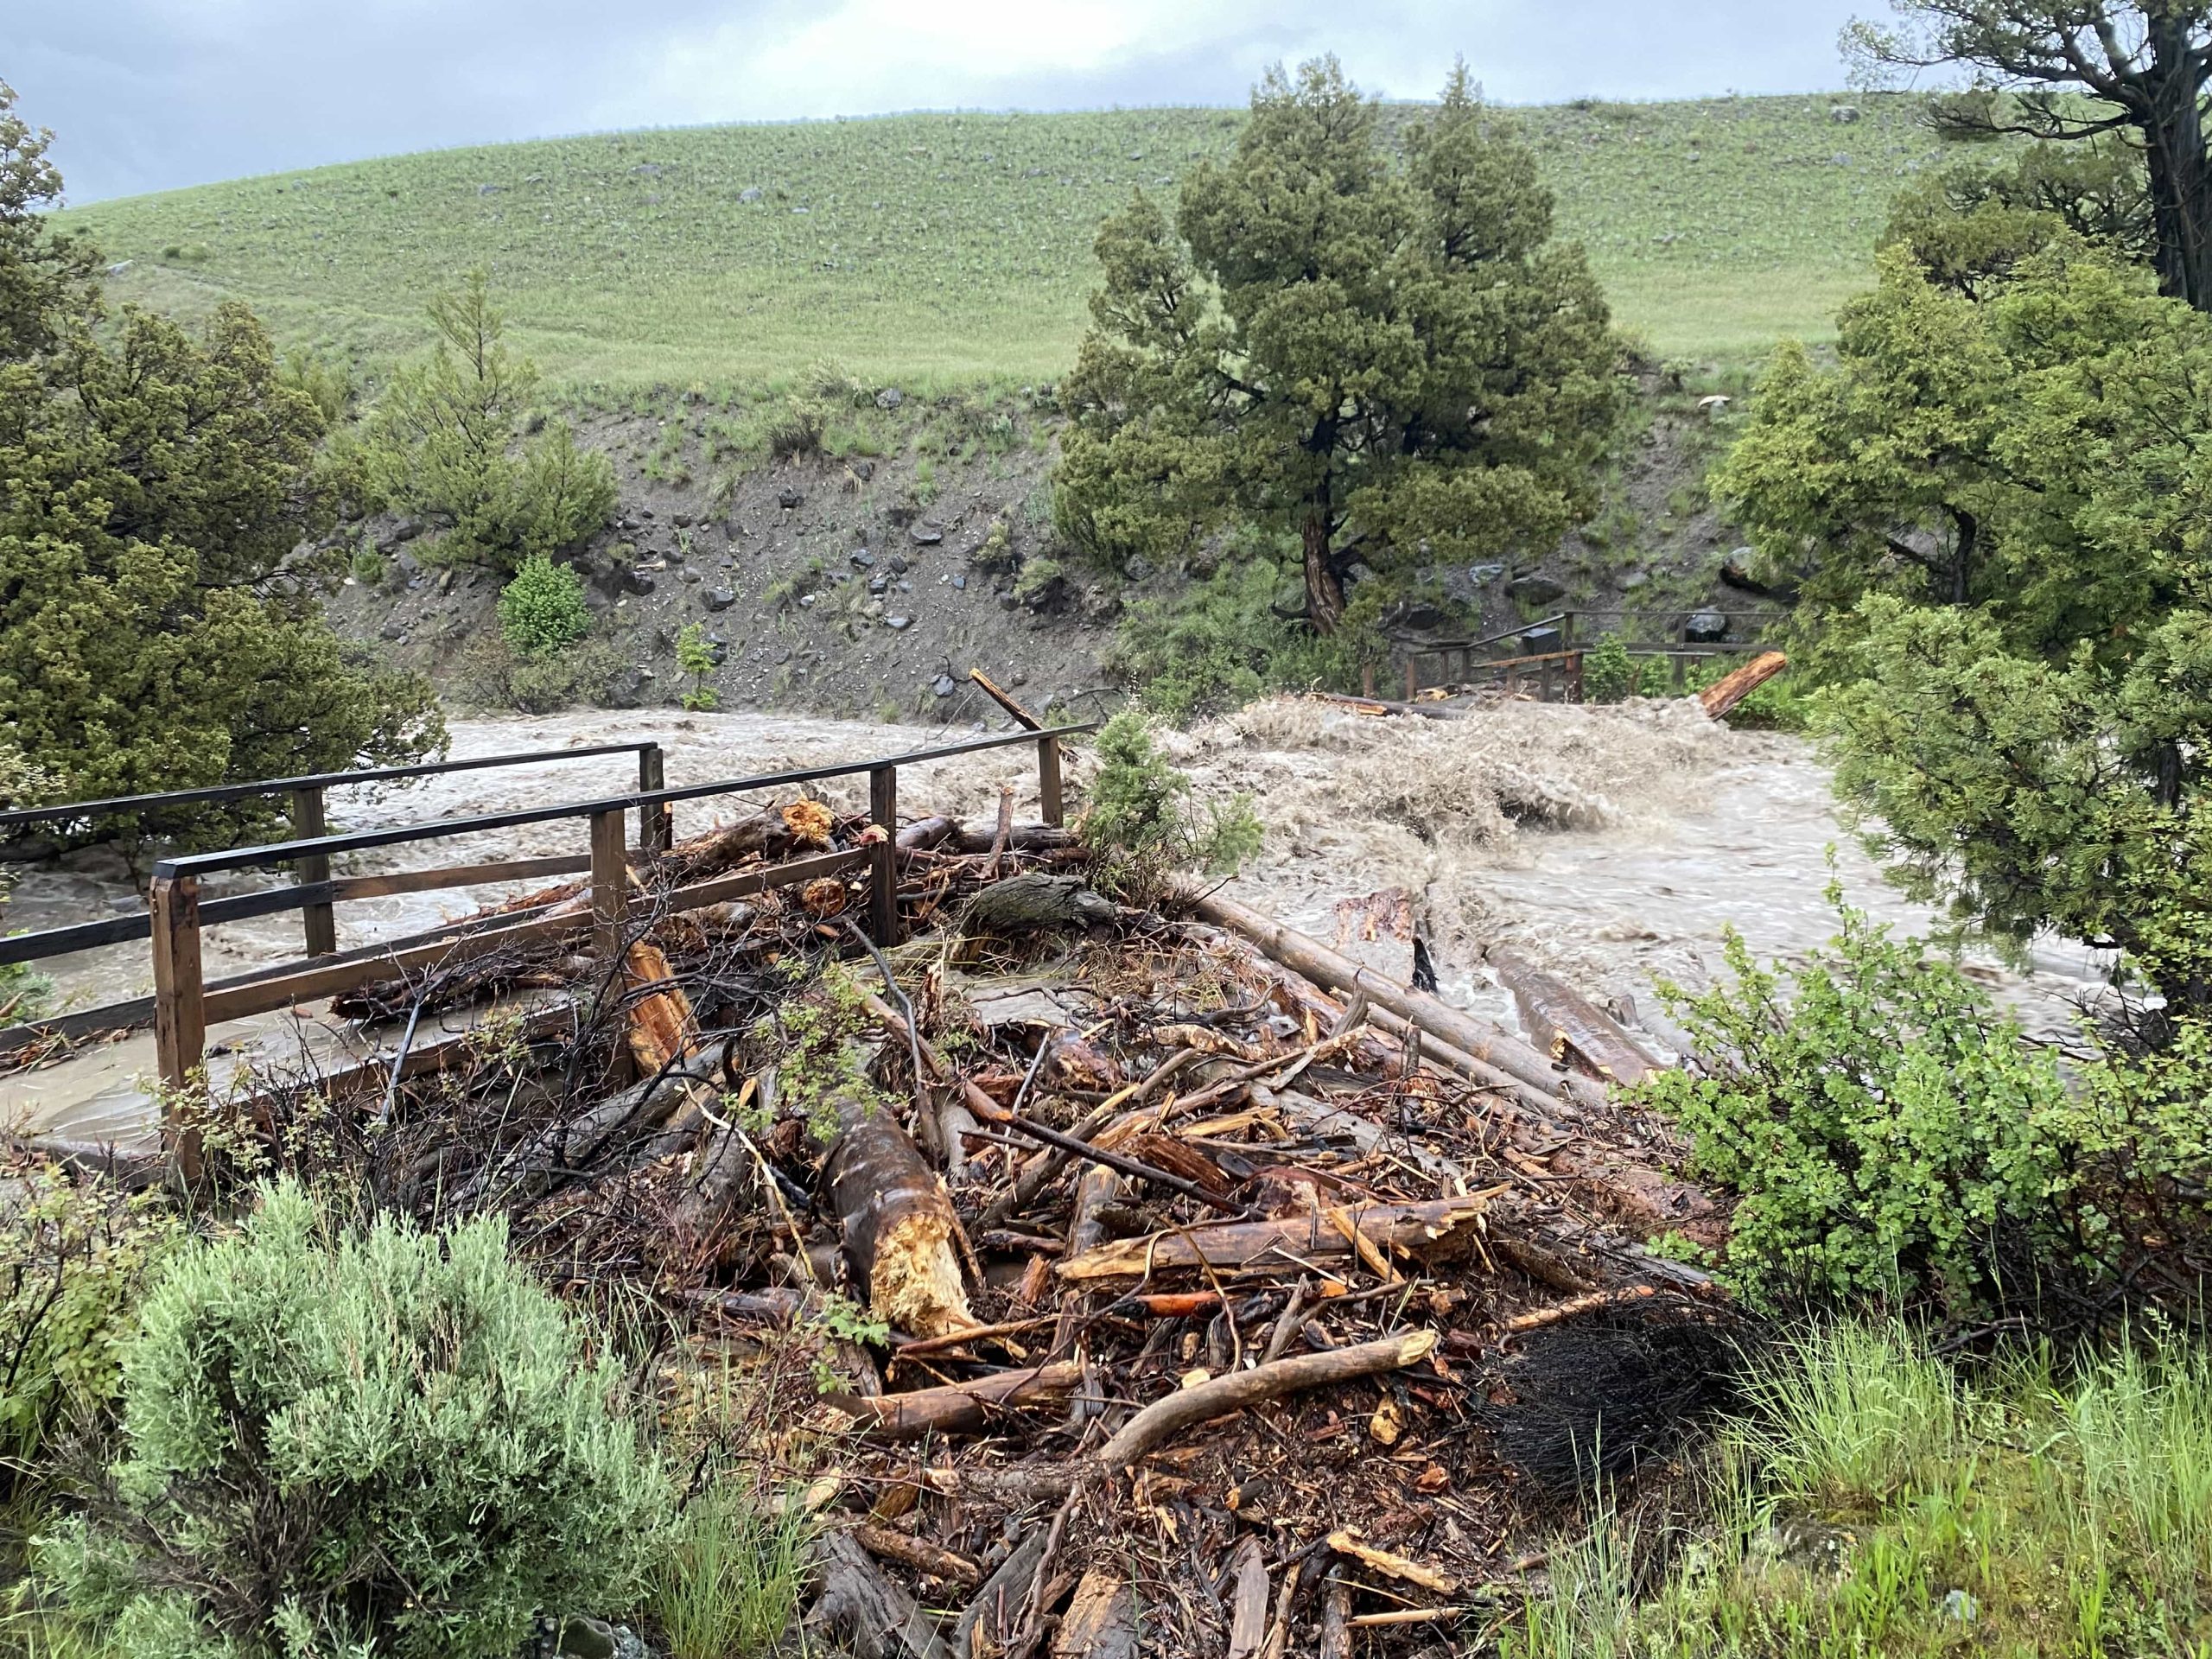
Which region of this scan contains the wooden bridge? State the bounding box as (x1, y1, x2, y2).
(1, 723, 1090, 1164)
(1396, 607, 1790, 703)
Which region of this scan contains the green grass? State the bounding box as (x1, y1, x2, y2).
(60, 95, 1968, 388)
(649, 1483, 814, 1659)
(1509, 1323, 2212, 1659)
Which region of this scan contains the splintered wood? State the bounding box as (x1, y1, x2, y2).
(295, 787, 1734, 1659)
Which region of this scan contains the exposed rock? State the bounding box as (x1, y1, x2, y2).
(1467, 563, 1506, 587)
(887, 554, 908, 575)
(1684, 609, 1730, 644)
(887, 615, 912, 631)
(1522, 625, 1563, 652)
(705, 588, 736, 612)
(779, 487, 803, 509)
(875, 387, 905, 410)
(1507, 573, 1567, 607)
(1123, 556, 1156, 582)
(1830, 105, 1862, 124)
(851, 549, 875, 569)
(378, 619, 407, 642)
(557, 1616, 616, 1659)
(910, 524, 944, 546)
(739, 187, 764, 203)
(932, 673, 957, 697)
(952, 574, 968, 591)
(604, 666, 649, 709)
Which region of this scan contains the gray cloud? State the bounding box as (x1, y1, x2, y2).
(11, 0, 1865, 203)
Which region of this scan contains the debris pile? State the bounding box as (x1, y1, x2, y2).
(225, 785, 1737, 1656)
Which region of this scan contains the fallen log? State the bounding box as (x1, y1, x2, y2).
(1305, 690, 1468, 723)
(810, 1530, 948, 1659)
(825, 1090, 976, 1340)
(1696, 650, 1788, 720)
(961, 874, 1117, 937)
(1226, 1537, 1271, 1659)
(1095, 1329, 1438, 1469)
(1058, 1197, 1493, 1282)
(853, 1524, 983, 1586)
(1486, 947, 1658, 1086)
(953, 1530, 1048, 1659)
(1050, 1570, 1137, 1659)
(623, 938, 698, 1076)
(1193, 890, 1608, 1113)
(828, 1361, 1084, 1440)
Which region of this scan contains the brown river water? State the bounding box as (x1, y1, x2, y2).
(3, 698, 2108, 1076)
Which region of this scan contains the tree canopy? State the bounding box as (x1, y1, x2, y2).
(1722, 234, 2212, 1012)
(0, 81, 442, 822)
(1055, 59, 1622, 635)
(1847, 3, 2212, 309)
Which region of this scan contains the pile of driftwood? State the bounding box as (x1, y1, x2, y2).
(240, 789, 1734, 1659)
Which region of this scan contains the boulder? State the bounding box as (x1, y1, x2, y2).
(778, 487, 803, 509)
(932, 673, 957, 698)
(1830, 105, 1861, 124)
(604, 668, 649, 709)
(850, 549, 875, 569)
(705, 587, 736, 612)
(910, 524, 944, 546)
(1508, 573, 1567, 607)
(1685, 609, 1730, 644)
(875, 387, 905, 410)
(1467, 562, 1506, 587)
(1521, 625, 1563, 653)
(887, 615, 912, 631)
(739, 187, 764, 204)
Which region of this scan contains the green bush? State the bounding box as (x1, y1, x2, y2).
(497, 555, 589, 656)
(360, 271, 615, 572)
(1080, 712, 1262, 900)
(651, 1484, 812, 1659)
(0, 1163, 173, 1479)
(42, 1181, 671, 1659)
(1109, 557, 1364, 721)
(347, 547, 386, 588)
(1581, 633, 1637, 703)
(1635, 888, 2079, 1316)
(675, 622, 718, 712)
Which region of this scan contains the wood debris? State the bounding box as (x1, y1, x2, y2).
(239, 779, 1739, 1658)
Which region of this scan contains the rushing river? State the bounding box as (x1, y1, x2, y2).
(4, 700, 2108, 1056)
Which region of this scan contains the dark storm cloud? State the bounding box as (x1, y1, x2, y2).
(10, 0, 1866, 204)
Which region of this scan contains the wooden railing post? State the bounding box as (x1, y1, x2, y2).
(638, 744, 670, 855)
(588, 810, 629, 966)
(1037, 735, 1064, 829)
(1404, 658, 1418, 702)
(149, 873, 207, 1179)
(868, 766, 900, 945)
(290, 785, 336, 957)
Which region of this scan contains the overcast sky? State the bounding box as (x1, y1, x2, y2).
(15, 0, 1867, 204)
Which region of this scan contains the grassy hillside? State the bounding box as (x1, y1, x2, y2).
(61, 95, 1957, 390)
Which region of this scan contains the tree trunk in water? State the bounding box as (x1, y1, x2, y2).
(1302, 514, 1345, 636)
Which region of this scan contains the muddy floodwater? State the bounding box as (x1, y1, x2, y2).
(5, 699, 2108, 1064)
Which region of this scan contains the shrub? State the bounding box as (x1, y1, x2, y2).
(763, 397, 826, 461)
(675, 622, 719, 712)
(347, 546, 386, 588)
(0, 1163, 173, 1480)
(360, 271, 614, 572)
(42, 1181, 671, 1659)
(497, 555, 589, 656)
(1109, 557, 1363, 721)
(1581, 634, 1637, 703)
(1637, 889, 2087, 1317)
(1079, 711, 1262, 901)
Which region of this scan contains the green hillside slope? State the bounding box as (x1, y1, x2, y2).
(61, 95, 1955, 389)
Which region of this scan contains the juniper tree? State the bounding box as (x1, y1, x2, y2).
(1056, 59, 1621, 635)
(1847, 3, 2212, 310)
(0, 88, 442, 822)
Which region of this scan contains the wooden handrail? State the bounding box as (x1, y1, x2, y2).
(122, 723, 1096, 1117)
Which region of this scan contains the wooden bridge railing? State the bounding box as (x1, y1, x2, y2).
(137, 724, 1093, 1097)
(0, 741, 668, 986)
(1402, 607, 1792, 702)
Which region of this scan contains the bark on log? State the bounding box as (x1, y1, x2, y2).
(1305, 690, 1468, 722)
(830, 1362, 1084, 1440)
(948, 822, 1076, 855)
(1226, 1538, 1271, 1659)
(1486, 947, 1659, 1086)
(954, 1531, 1049, 1659)
(810, 1530, 949, 1659)
(1094, 1329, 1437, 1469)
(1194, 890, 1608, 1113)
(826, 1091, 976, 1340)
(962, 874, 1117, 936)
(1050, 1570, 1137, 1659)
(1696, 650, 1788, 720)
(853, 1525, 983, 1586)
(1058, 1198, 1491, 1282)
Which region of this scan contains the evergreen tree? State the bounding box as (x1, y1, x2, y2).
(0, 86, 442, 823)
(1056, 60, 1621, 634)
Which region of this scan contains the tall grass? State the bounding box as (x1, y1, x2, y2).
(650, 1484, 815, 1659)
(1510, 1324, 2212, 1657)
